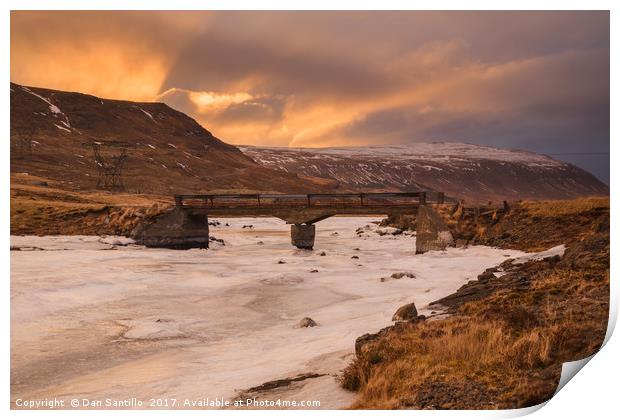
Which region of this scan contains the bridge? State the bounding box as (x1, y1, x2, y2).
(132, 191, 453, 253)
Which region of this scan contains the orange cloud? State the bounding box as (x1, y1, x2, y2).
(10, 11, 209, 101)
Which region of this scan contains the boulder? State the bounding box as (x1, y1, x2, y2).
(298, 317, 317, 328)
(392, 302, 419, 322)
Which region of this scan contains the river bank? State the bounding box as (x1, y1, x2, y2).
(341, 197, 610, 409)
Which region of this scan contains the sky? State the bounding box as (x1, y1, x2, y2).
(10, 11, 610, 182)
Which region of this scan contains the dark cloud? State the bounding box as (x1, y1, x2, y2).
(210, 96, 287, 125)
(161, 29, 390, 99)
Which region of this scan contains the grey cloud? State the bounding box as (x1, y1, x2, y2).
(210, 96, 287, 125)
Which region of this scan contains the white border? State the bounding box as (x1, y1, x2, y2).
(3, 2, 616, 420)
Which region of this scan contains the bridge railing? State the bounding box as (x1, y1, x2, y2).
(175, 191, 444, 209)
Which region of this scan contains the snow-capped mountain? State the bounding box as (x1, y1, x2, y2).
(240, 143, 608, 203)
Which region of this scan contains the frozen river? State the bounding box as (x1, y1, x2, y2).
(11, 217, 525, 409)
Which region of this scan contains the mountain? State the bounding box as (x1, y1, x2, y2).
(240, 143, 609, 203)
(10, 82, 608, 203)
(10, 83, 322, 195)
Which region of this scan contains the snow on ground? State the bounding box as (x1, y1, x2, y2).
(21, 86, 71, 127)
(11, 217, 526, 409)
(512, 244, 566, 264)
(138, 107, 154, 120)
(53, 123, 71, 133)
(240, 142, 564, 167)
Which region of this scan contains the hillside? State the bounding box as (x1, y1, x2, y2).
(10, 82, 322, 195)
(241, 144, 609, 203)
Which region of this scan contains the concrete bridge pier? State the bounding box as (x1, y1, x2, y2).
(291, 223, 316, 250)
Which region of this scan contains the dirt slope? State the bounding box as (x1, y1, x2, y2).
(10, 82, 323, 195)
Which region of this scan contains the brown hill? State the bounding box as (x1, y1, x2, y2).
(10, 82, 322, 195)
(241, 144, 609, 203)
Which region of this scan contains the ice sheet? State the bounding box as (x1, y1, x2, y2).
(11, 217, 526, 408)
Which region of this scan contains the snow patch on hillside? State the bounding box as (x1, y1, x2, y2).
(21, 86, 71, 128)
(240, 143, 563, 167)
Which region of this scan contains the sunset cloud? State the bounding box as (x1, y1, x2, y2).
(10, 11, 609, 181)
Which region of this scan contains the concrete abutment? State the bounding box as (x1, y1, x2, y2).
(415, 205, 454, 254)
(131, 207, 210, 249)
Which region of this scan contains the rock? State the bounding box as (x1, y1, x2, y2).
(277, 259, 286, 264)
(391, 272, 416, 279)
(351, 255, 359, 259)
(257, 241, 264, 245)
(392, 302, 419, 322)
(353, 325, 398, 356)
(310, 269, 319, 273)
(298, 317, 317, 328)
(455, 239, 468, 248)
(319, 251, 327, 256)
(209, 236, 225, 245)
(355, 332, 380, 356)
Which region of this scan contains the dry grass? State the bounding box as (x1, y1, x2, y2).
(343, 317, 570, 409)
(522, 196, 609, 217)
(10, 173, 174, 235)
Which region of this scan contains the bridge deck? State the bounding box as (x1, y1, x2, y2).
(175, 192, 443, 223)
